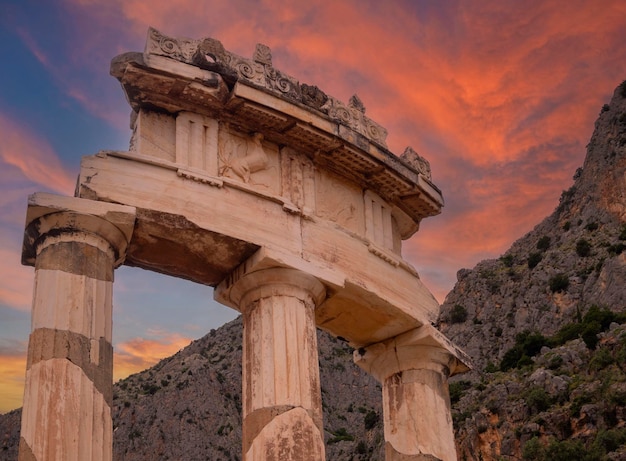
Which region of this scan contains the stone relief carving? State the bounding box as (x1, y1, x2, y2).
(322, 96, 388, 146)
(219, 129, 273, 189)
(253, 43, 272, 66)
(400, 147, 432, 181)
(315, 169, 362, 233)
(144, 28, 388, 147)
(280, 147, 315, 214)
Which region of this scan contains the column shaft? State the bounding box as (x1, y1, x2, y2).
(355, 326, 469, 461)
(230, 268, 326, 461)
(382, 367, 455, 461)
(19, 195, 135, 461)
(19, 235, 115, 461)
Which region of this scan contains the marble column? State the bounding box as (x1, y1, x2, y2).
(354, 326, 469, 461)
(19, 194, 135, 461)
(228, 267, 326, 461)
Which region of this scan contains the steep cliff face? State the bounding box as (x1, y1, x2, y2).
(440, 81, 626, 371)
(440, 80, 626, 460)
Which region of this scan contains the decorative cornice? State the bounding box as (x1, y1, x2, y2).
(145, 27, 388, 148)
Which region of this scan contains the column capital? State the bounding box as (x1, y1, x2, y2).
(22, 193, 136, 267)
(354, 323, 471, 382)
(218, 266, 326, 312)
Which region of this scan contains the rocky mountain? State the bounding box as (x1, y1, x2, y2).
(439, 80, 626, 459)
(2, 80, 626, 461)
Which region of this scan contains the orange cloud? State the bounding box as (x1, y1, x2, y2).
(0, 352, 26, 414)
(113, 333, 192, 381)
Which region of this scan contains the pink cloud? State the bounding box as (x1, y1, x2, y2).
(0, 114, 76, 195)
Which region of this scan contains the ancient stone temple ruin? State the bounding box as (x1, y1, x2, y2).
(19, 28, 470, 461)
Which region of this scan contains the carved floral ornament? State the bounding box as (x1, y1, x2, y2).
(145, 27, 389, 147)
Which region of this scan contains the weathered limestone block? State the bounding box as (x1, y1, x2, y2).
(222, 267, 326, 461)
(130, 110, 176, 162)
(19, 193, 135, 461)
(355, 326, 471, 461)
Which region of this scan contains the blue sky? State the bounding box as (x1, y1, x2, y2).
(1, 0, 625, 412)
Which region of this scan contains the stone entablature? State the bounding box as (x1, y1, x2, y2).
(86, 28, 450, 343)
(112, 28, 442, 239)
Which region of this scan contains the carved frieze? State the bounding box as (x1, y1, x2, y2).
(218, 127, 279, 194)
(400, 147, 432, 181)
(280, 147, 315, 215)
(176, 112, 219, 175)
(144, 28, 388, 147)
(131, 110, 176, 162)
(314, 169, 363, 234)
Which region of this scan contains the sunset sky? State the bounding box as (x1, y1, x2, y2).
(1, 0, 625, 413)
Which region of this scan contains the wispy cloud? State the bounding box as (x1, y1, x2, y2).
(0, 114, 75, 195)
(114, 333, 192, 381)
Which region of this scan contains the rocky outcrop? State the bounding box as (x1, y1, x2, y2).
(440, 80, 626, 371)
(440, 80, 626, 459)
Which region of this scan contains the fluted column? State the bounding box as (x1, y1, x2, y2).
(228, 267, 326, 461)
(354, 325, 469, 461)
(19, 194, 135, 461)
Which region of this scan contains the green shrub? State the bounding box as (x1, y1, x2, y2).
(364, 411, 379, 430)
(500, 331, 549, 371)
(537, 236, 551, 251)
(619, 225, 626, 240)
(576, 239, 592, 257)
(552, 322, 585, 346)
(589, 347, 614, 370)
(608, 243, 625, 255)
(592, 428, 626, 455)
(449, 380, 472, 404)
(328, 428, 355, 444)
(583, 305, 617, 330)
(525, 386, 553, 413)
(582, 322, 601, 349)
(528, 252, 542, 269)
(450, 304, 468, 324)
(522, 437, 544, 460)
(500, 254, 514, 267)
(585, 222, 599, 231)
(544, 439, 588, 461)
(549, 273, 569, 293)
(484, 362, 499, 373)
(563, 221, 571, 231)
